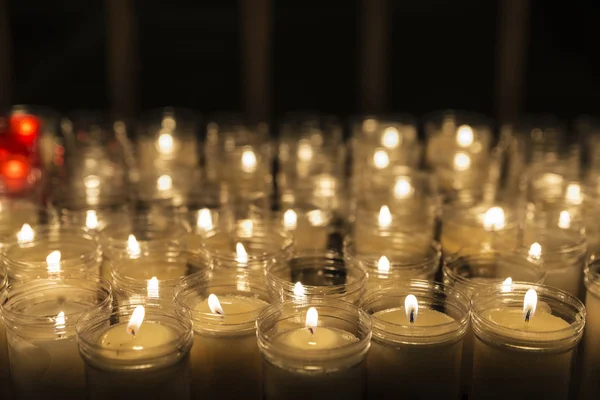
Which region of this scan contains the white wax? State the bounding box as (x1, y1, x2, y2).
(374, 307, 455, 326)
(580, 288, 600, 399)
(98, 322, 177, 360)
(274, 327, 358, 350)
(484, 308, 569, 332)
(194, 295, 267, 323)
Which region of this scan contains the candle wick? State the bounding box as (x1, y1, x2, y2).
(525, 309, 531, 323)
(409, 309, 415, 324)
(308, 327, 314, 335)
(127, 328, 136, 337)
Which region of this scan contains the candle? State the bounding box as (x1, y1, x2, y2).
(581, 255, 600, 399)
(266, 250, 366, 304)
(0, 275, 112, 398)
(470, 283, 585, 399)
(0, 265, 8, 399)
(76, 303, 194, 400)
(362, 280, 470, 399)
(257, 299, 371, 400)
(174, 269, 270, 400)
(3, 226, 102, 280)
(0, 200, 43, 246)
(280, 207, 330, 252)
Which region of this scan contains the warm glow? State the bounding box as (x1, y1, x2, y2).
(147, 277, 159, 299)
(127, 305, 145, 336)
(404, 294, 418, 324)
(85, 210, 99, 230)
(528, 242, 542, 261)
(297, 140, 314, 162)
(238, 219, 254, 237)
(283, 209, 298, 230)
(306, 307, 318, 333)
(453, 152, 471, 171)
(157, 175, 173, 191)
(46, 250, 61, 274)
(377, 256, 390, 273)
(157, 133, 174, 154)
(17, 223, 34, 243)
(197, 208, 213, 231)
(565, 183, 583, 205)
(241, 149, 257, 173)
(208, 294, 224, 315)
(307, 210, 325, 227)
(54, 311, 66, 332)
(393, 177, 414, 199)
(483, 207, 506, 231)
(363, 118, 377, 133)
(11, 114, 39, 138)
(373, 149, 390, 169)
(378, 205, 392, 229)
(523, 288, 538, 322)
(83, 175, 101, 189)
(456, 125, 474, 148)
(2, 158, 28, 179)
(236, 242, 249, 264)
(314, 174, 336, 198)
(501, 277, 513, 293)
(558, 210, 571, 229)
(293, 281, 306, 302)
(381, 127, 400, 149)
(127, 234, 141, 258)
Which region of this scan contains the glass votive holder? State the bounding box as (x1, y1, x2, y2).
(98, 214, 189, 281)
(277, 199, 333, 252)
(0, 274, 112, 399)
(110, 250, 191, 305)
(470, 282, 585, 400)
(76, 302, 194, 400)
(266, 250, 366, 305)
(189, 224, 294, 272)
(174, 269, 270, 400)
(344, 236, 441, 289)
(440, 202, 519, 255)
(361, 280, 470, 399)
(2, 226, 102, 281)
(0, 264, 9, 399)
(0, 198, 49, 246)
(256, 298, 371, 400)
(581, 254, 600, 400)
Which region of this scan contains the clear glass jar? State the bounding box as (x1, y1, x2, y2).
(361, 280, 470, 399)
(189, 223, 294, 272)
(111, 250, 192, 305)
(266, 250, 366, 304)
(0, 274, 112, 399)
(344, 236, 441, 288)
(76, 302, 194, 400)
(276, 198, 333, 252)
(581, 254, 600, 399)
(174, 268, 270, 400)
(0, 264, 9, 398)
(257, 298, 371, 400)
(3, 226, 102, 280)
(470, 283, 585, 400)
(0, 197, 50, 246)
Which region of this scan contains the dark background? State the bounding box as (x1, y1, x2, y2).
(6, 0, 600, 121)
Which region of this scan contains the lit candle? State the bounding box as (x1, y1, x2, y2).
(362, 281, 469, 399)
(0, 265, 8, 399)
(281, 208, 330, 252)
(175, 270, 270, 400)
(76, 304, 194, 400)
(257, 299, 371, 400)
(581, 256, 600, 399)
(470, 283, 585, 399)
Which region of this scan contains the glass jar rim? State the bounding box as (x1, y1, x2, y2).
(76, 303, 194, 366)
(111, 251, 189, 292)
(361, 280, 470, 344)
(470, 282, 585, 348)
(99, 219, 189, 247)
(585, 253, 600, 296)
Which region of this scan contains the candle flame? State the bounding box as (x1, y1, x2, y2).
(453, 152, 471, 171)
(394, 177, 414, 200)
(306, 307, 318, 334)
(456, 125, 474, 148)
(54, 311, 66, 332)
(404, 294, 418, 324)
(381, 127, 400, 149)
(236, 242, 249, 264)
(147, 276, 159, 299)
(283, 209, 298, 230)
(127, 234, 141, 258)
(208, 294, 224, 315)
(297, 140, 314, 162)
(307, 210, 325, 227)
(558, 210, 571, 229)
(238, 219, 254, 237)
(157, 133, 174, 154)
(293, 281, 306, 302)
(377, 256, 390, 273)
(85, 210, 99, 230)
(17, 223, 34, 243)
(501, 277, 513, 293)
(197, 208, 213, 231)
(83, 175, 100, 189)
(373, 149, 390, 169)
(483, 206, 506, 231)
(127, 305, 145, 336)
(565, 183, 582, 205)
(378, 205, 392, 228)
(157, 175, 173, 191)
(241, 149, 257, 173)
(528, 242, 542, 261)
(523, 288, 538, 322)
(46, 251, 61, 274)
